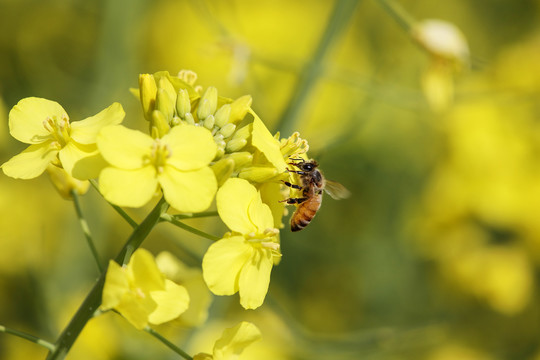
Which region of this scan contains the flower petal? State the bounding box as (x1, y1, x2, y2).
(148, 280, 190, 325)
(202, 236, 252, 296)
(159, 166, 217, 213)
(238, 248, 273, 309)
(250, 112, 286, 172)
(128, 248, 165, 291)
(248, 192, 274, 232)
(115, 292, 152, 330)
(1, 142, 58, 179)
(59, 142, 107, 180)
(99, 166, 158, 207)
(165, 125, 217, 171)
(9, 97, 66, 144)
(101, 260, 129, 310)
(70, 102, 125, 144)
(217, 178, 258, 233)
(213, 322, 262, 360)
(97, 125, 153, 170)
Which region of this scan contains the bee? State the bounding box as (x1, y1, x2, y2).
(281, 158, 350, 232)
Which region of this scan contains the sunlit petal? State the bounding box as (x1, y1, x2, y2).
(97, 125, 153, 169)
(71, 102, 125, 144)
(148, 280, 190, 324)
(238, 249, 273, 310)
(99, 166, 158, 207)
(9, 97, 66, 144)
(1, 142, 58, 179)
(216, 178, 258, 233)
(165, 125, 217, 171)
(101, 260, 129, 310)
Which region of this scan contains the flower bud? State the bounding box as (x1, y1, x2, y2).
(46, 164, 90, 199)
(139, 74, 157, 121)
(238, 166, 279, 183)
(184, 112, 195, 125)
(155, 88, 175, 121)
(225, 138, 247, 153)
(197, 86, 218, 120)
(229, 95, 252, 124)
(151, 110, 170, 138)
(218, 123, 236, 138)
(214, 104, 231, 127)
(226, 151, 253, 169)
(176, 89, 191, 119)
(211, 158, 235, 186)
(203, 114, 215, 130)
(230, 124, 251, 142)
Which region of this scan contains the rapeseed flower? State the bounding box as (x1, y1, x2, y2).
(1, 97, 124, 180)
(193, 322, 261, 360)
(97, 124, 217, 213)
(202, 178, 280, 309)
(100, 248, 189, 330)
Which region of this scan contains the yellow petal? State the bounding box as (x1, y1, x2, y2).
(115, 292, 152, 330)
(159, 166, 217, 213)
(216, 178, 258, 233)
(250, 112, 286, 172)
(148, 280, 190, 324)
(128, 248, 165, 292)
(99, 166, 158, 207)
(165, 125, 217, 171)
(248, 192, 274, 232)
(101, 260, 129, 310)
(260, 182, 286, 229)
(238, 249, 273, 310)
(1, 142, 58, 179)
(70, 102, 125, 144)
(202, 236, 252, 295)
(97, 125, 153, 170)
(59, 142, 107, 180)
(213, 322, 262, 360)
(8, 97, 66, 144)
(46, 164, 90, 199)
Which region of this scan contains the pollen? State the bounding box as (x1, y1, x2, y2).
(43, 114, 71, 147)
(148, 139, 172, 174)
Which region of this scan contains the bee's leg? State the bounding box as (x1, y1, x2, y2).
(280, 197, 308, 205)
(282, 180, 303, 190)
(286, 168, 307, 175)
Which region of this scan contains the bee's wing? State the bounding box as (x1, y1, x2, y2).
(324, 180, 351, 200)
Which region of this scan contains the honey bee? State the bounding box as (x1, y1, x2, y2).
(281, 158, 350, 232)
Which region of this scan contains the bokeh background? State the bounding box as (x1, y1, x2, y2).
(2, 0, 540, 359)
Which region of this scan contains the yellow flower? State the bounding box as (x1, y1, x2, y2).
(97, 124, 218, 212)
(1, 97, 124, 180)
(193, 322, 261, 360)
(156, 251, 213, 327)
(100, 248, 189, 330)
(202, 178, 280, 309)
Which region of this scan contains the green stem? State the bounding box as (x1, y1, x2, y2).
(46, 197, 169, 360)
(71, 190, 103, 273)
(0, 324, 56, 352)
(145, 327, 193, 360)
(161, 214, 220, 241)
(89, 179, 138, 229)
(171, 211, 219, 220)
(274, 0, 360, 136)
(374, 0, 416, 32)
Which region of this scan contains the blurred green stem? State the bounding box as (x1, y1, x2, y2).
(161, 213, 220, 241)
(71, 190, 103, 273)
(0, 325, 55, 352)
(374, 0, 416, 32)
(46, 197, 169, 360)
(145, 327, 193, 360)
(275, 0, 360, 136)
(89, 179, 138, 229)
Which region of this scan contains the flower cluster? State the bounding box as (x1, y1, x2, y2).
(1, 70, 311, 358)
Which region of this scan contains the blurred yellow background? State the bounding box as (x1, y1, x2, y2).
(2, 0, 540, 359)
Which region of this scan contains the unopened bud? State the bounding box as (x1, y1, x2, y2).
(226, 152, 253, 169)
(197, 86, 218, 120)
(225, 138, 247, 153)
(46, 164, 90, 199)
(238, 166, 279, 183)
(203, 114, 215, 130)
(218, 123, 236, 138)
(151, 110, 170, 138)
(139, 74, 157, 121)
(211, 158, 235, 186)
(176, 88, 191, 119)
(155, 88, 175, 121)
(214, 104, 232, 127)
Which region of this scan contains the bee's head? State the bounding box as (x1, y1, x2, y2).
(290, 158, 318, 172)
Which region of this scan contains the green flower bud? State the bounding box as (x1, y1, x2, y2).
(226, 138, 247, 153)
(155, 88, 175, 122)
(230, 124, 251, 142)
(151, 110, 170, 138)
(218, 123, 236, 138)
(238, 166, 279, 183)
(214, 104, 231, 127)
(230, 95, 252, 124)
(139, 74, 157, 121)
(203, 114, 215, 130)
(226, 152, 253, 169)
(184, 112, 195, 125)
(176, 88, 191, 119)
(197, 86, 218, 120)
(211, 158, 235, 186)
